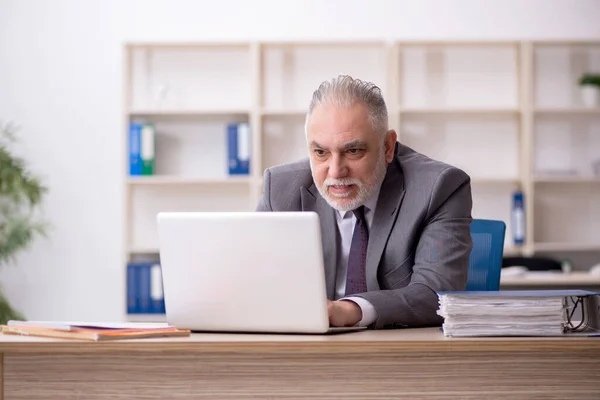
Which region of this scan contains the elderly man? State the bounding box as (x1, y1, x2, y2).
(256, 75, 473, 329)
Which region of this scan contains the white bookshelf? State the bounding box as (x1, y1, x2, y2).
(530, 40, 600, 260)
(396, 41, 524, 258)
(122, 40, 600, 318)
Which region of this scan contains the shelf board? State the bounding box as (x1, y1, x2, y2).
(260, 109, 306, 117)
(533, 242, 600, 252)
(127, 176, 253, 186)
(129, 247, 159, 254)
(534, 175, 600, 183)
(399, 107, 519, 115)
(126, 41, 250, 50)
(126, 313, 166, 322)
(471, 177, 521, 184)
(534, 107, 600, 115)
(532, 40, 600, 46)
(501, 271, 600, 287)
(503, 246, 522, 256)
(129, 109, 250, 117)
(398, 40, 520, 48)
(262, 40, 385, 48)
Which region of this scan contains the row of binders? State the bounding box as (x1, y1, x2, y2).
(128, 121, 251, 176)
(436, 289, 600, 337)
(127, 262, 165, 315)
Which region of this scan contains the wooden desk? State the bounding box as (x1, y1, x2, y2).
(1, 327, 599, 399)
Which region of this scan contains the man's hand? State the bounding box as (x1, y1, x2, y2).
(328, 300, 362, 327)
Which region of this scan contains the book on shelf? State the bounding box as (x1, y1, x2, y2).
(129, 122, 155, 176)
(1, 320, 189, 341)
(127, 262, 165, 315)
(227, 122, 250, 175)
(436, 289, 600, 337)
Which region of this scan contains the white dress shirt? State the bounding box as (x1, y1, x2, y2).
(333, 185, 381, 327)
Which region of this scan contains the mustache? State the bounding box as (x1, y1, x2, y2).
(324, 178, 362, 187)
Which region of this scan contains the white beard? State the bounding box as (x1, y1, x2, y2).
(311, 146, 388, 212)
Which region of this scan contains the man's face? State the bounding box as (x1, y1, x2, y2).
(306, 102, 396, 212)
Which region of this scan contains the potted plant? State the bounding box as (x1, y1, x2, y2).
(0, 121, 49, 324)
(578, 73, 600, 107)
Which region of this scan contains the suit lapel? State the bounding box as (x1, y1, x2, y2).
(366, 160, 405, 291)
(301, 185, 338, 300)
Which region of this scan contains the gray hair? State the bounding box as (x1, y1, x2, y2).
(305, 75, 389, 138)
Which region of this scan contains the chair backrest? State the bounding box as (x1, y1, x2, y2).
(466, 219, 507, 291)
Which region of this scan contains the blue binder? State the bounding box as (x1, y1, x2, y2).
(227, 123, 250, 175)
(126, 262, 165, 315)
(149, 263, 165, 314)
(126, 263, 138, 314)
(129, 122, 143, 176)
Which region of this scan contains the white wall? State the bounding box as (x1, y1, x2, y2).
(1, 0, 599, 321)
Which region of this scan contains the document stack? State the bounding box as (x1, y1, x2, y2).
(436, 290, 600, 337)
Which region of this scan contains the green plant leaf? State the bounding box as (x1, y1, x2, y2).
(0, 286, 25, 325)
(0, 121, 49, 322)
(579, 73, 600, 86)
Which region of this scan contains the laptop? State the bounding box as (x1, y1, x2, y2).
(156, 211, 366, 334)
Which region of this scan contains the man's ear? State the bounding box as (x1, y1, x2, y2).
(384, 130, 398, 163)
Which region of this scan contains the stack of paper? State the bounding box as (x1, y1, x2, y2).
(1, 320, 190, 341)
(436, 291, 570, 337)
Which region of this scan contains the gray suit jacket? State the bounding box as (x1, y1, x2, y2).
(256, 142, 473, 329)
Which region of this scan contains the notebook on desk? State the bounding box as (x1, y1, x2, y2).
(1, 320, 190, 341)
(436, 290, 600, 337)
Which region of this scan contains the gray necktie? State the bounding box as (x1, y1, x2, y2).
(345, 205, 368, 295)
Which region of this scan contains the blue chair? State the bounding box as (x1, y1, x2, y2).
(465, 219, 507, 291)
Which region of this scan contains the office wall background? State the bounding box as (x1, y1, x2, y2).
(1, 0, 599, 321)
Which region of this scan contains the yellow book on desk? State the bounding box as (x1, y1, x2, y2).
(1, 320, 190, 341)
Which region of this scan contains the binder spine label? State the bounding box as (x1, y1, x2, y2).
(141, 123, 155, 175)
